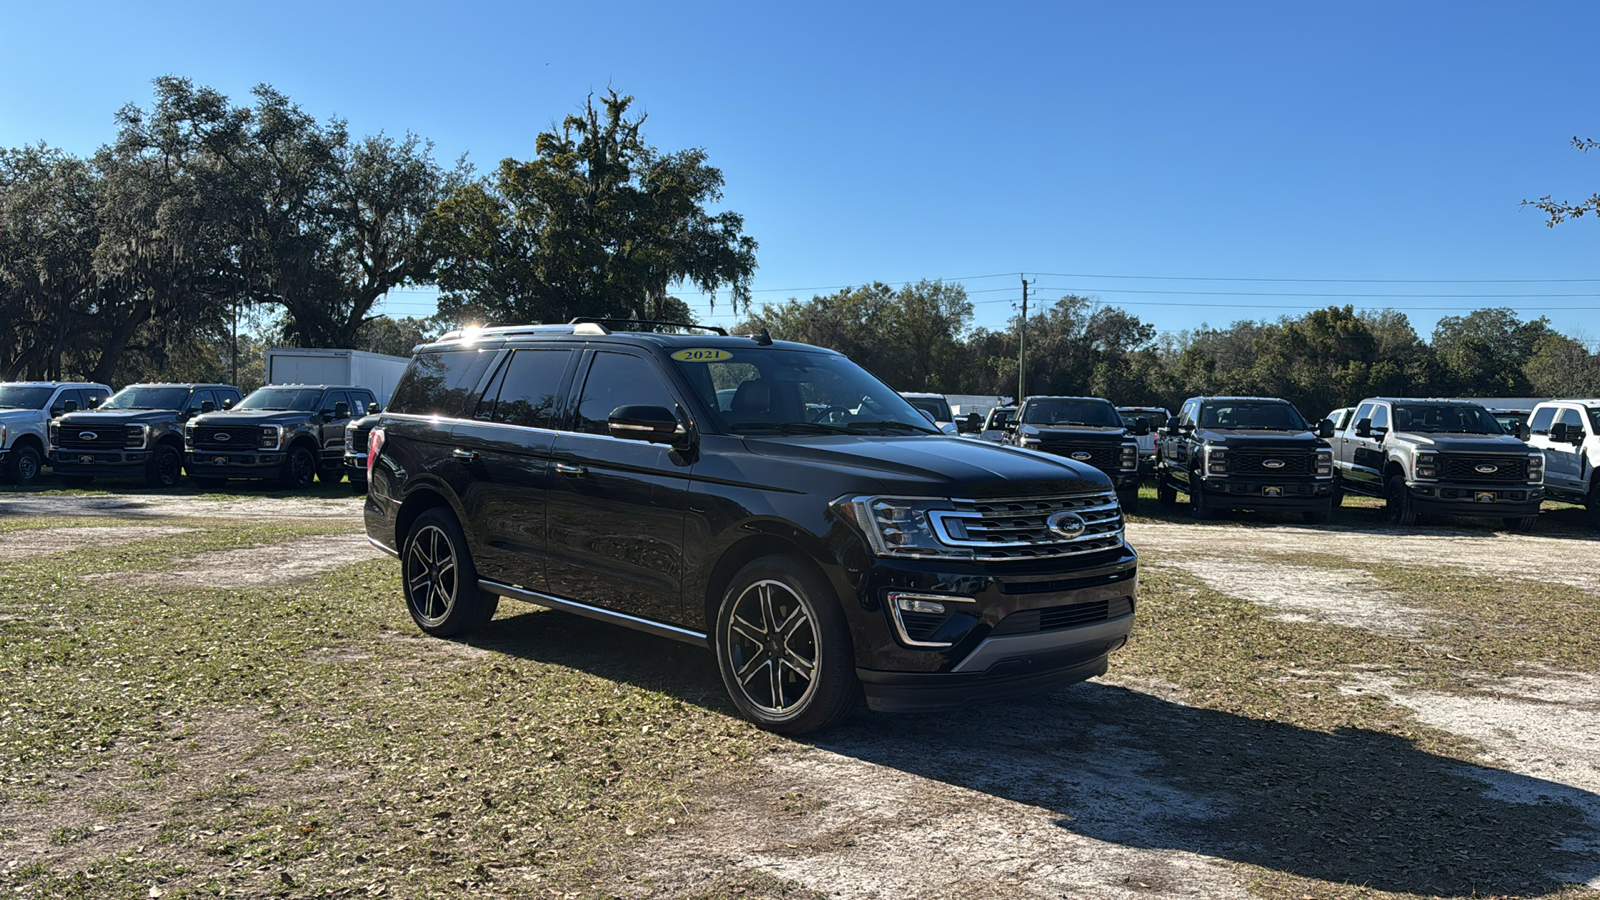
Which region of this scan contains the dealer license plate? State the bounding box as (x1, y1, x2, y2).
(1474, 491, 1496, 503)
(212, 456, 229, 465)
(78, 455, 94, 464)
(1262, 485, 1284, 497)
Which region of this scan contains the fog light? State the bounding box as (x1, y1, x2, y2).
(898, 597, 946, 615)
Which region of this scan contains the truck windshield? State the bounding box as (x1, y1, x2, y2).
(1021, 399, 1122, 427)
(674, 348, 939, 436)
(1199, 401, 1307, 431)
(236, 388, 324, 412)
(100, 386, 191, 411)
(1392, 404, 1504, 434)
(0, 386, 54, 409)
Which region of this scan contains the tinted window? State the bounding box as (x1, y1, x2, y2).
(0, 386, 55, 409)
(389, 349, 497, 418)
(903, 397, 952, 423)
(482, 349, 573, 430)
(1179, 400, 1198, 427)
(573, 352, 677, 435)
(1391, 404, 1502, 434)
(1021, 398, 1121, 427)
(675, 348, 936, 435)
(1529, 407, 1557, 434)
(102, 386, 192, 411)
(1370, 406, 1389, 430)
(238, 387, 325, 411)
(82, 388, 108, 409)
(188, 390, 216, 413)
(1556, 407, 1585, 431)
(1199, 401, 1308, 431)
(351, 390, 375, 414)
(323, 391, 350, 415)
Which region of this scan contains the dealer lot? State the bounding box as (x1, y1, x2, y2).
(1, 489, 1597, 899)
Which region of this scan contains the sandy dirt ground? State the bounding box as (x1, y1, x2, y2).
(80, 533, 382, 589)
(0, 493, 363, 521)
(0, 525, 193, 562)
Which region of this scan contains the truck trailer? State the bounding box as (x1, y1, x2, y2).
(262, 348, 411, 408)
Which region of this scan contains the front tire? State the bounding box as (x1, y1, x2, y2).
(1156, 474, 1177, 506)
(278, 445, 317, 490)
(1503, 515, 1539, 533)
(145, 443, 183, 488)
(402, 508, 498, 637)
(714, 556, 858, 735)
(4, 444, 42, 486)
(1189, 480, 1213, 520)
(1117, 486, 1140, 513)
(1384, 475, 1417, 526)
(1302, 503, 1332, 525)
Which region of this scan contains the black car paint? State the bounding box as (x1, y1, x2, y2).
(1157, 398, 1336, 514)
(49, 384, 241, 483)
(186, 386, 373, 481)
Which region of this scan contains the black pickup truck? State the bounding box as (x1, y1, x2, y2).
(1155, 396, 1337, 522)
(1003, 395, 1144, 509)
(49, 383, 243, 487)
(185, 384, 376, 489)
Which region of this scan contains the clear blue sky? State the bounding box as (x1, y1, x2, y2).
(4, 1, 1597, 344)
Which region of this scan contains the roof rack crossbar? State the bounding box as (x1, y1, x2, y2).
(567, 317, 729, 337)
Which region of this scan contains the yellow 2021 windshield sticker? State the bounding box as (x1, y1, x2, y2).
(671, 348, 734, 362)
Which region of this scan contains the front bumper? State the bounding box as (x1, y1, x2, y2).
(184, 451, 286, 480)
(344, 452, 368, 479)
(48, 449, 150, 475)
(1405, 480, 1543, 518)
(1197, 477, 1334, 512)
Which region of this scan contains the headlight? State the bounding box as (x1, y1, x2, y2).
(1315, 449, 1333, 476)
(1414, 452, 1437, 479)
(124, 424, 148, 450)
(1204, 446, 1228, 476)
(835, 496, 968, 559)
(1018, 426, 1042, 448)
(1120, 443, 1138, 470)
(48, 423, 59, 447)
(1527, 453, 1544, 483)
(258, 425, 283, 450)
(0, 424, 6, 448)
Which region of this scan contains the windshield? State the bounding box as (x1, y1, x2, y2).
(674, 348, 939, 436)
(100, 386, 191, 411)
(0, 386, 54, 409)
(1020, 398, 1122, 427)
(236, 387, 324, 412)
(1393, 404, 1504, 435)
(1199, 401, 1308, 431)
(903, 397, 952, 423)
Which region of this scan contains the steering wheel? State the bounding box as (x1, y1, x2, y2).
(810, 406, 851, 425)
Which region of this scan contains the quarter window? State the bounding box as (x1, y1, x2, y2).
(481, 349, 574, 430)
(572, 353, 677, 435)
(389, 349, 497, 418)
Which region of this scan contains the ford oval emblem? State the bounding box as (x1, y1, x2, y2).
(1046, 511, 1087, 539)
(1263, 459, 1286, 469)
(1474, 463, 1498, 474)
(80, 431, 98, 441)
(214, 433, 231, 442)
(1069, 451, 1093, 461)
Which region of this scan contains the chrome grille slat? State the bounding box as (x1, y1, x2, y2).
(935, 492, 1126, 561)
(1438, 454, 1528, 482)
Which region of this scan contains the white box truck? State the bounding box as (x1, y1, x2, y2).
(263, 348, 411, 408)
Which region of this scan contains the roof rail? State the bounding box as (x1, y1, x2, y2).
(568, 317, 729, 337)
(435, 323, 608, 343)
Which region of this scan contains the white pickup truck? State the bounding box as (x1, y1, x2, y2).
(0, 382, 112, 485)
(1525, 399, 1600, 526)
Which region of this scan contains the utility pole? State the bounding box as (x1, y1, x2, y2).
(1017, 275, 1033, 404)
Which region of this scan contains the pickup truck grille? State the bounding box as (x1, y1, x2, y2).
(1036, 441, 1122, 472)
(57, 427, 131, 449)
(1230, 449, 1316, 476)
(192, 424, 262, 451)
(346, 425, 371, 455)
(1439, 454, 1528, 482)
(935, 492, 1125, 560)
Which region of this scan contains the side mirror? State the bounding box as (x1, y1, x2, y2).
(334, 401, 350, 420)
(200, 400, 216, 414)
(367, 402, 380, 415)
(1354, 418, 1373, 438)
(609, 405, 685, 446)
(1132, 417, 1151, 437)
(1317, 418, 1335, 439)
(1163, 416, 1181, 434)
(62, 400, 79, 415)
(1003, 420, 1019, 433)
(1518, 423, 1531, 441)
(222, 398, 234, 410)
(1550, 423, 1571, 444)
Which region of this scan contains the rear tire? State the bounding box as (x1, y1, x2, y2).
(1384, 475, 1417, 526)
(1503, 515, 1539, 533)
(278, 445, 317, 490)
(714, 556, 859, 735)
(402, 508, 498, 637)
(144, 443, 184, 488)
(4, 444, 42, 486)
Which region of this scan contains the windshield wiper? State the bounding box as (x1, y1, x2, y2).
(844, 420, 937, 434)
(728, 422, 850, 435)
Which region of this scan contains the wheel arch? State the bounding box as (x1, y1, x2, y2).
(394, 486, 454, 550)
(702, 533, 831, 634)
(9, 432, 43, 455)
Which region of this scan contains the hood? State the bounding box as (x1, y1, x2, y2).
(0, 408, 39, 421)
(1194, 428, 1325, 449)
(191, 409, 316, 428)
(1395, 433, 1530, 453)
(743, 433, 1111, 498)
(1021, 424, 1130, 442)
(57, 409, 177, 427)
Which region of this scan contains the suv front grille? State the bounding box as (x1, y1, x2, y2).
(57, 427, 128, 449)
(1439, 454, 1528, 482)
(1229, 449, 1316, 476)
(192, 424, 262, 451)
(1036, 441, 1123, 472)
(934, 492, 1125, 560)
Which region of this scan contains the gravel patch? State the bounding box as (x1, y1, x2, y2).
(1150, 557, 1436, 635)
(0, 525, 193, 562)
(83, 533, 380, 589)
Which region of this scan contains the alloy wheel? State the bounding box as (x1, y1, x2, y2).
(405, 524, 459, 627)
(723, 579, 819, 716)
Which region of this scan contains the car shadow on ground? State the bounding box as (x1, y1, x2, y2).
(469, 607, 1600, 897)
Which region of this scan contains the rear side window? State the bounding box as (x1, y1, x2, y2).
(572, 352, 677, 435)
(478, 349, 574, 430)
(389, 350, 497, 418)
(1556, 407, 1585, 431)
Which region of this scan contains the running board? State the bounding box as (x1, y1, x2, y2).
(477, 579, 709, 648)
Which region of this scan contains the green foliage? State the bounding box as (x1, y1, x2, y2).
(428, 89, 757, 328)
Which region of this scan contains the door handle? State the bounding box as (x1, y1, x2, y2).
(555, 463, 585, 476)
(452, 448, 478, 461)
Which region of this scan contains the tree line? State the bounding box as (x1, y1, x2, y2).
(736, 283, 1600, 417)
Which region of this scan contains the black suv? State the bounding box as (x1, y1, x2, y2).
(365, 320, 1139, 734)
(49, 383, 243, 487)
(1156, 396, 1337, 522)
(1003, 395, 1143, 510)
(185, 384, 377, 489)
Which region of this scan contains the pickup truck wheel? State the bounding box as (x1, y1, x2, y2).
(402, 508, 498, 637)
(1588, 481, 1600, 528)
(1116, 487, 1140, 513)
(144, 444, 183, 488)
(279, 446, 317, 490)
(715, 556, 859, 735)
(1384, 475, 1417, 526)
(1156, 476, 1177, 506)
(1189, 481, 1213, 520)
(1331, 476, 1345, 507)
(1302, 503, 1332, 525)
(1502, 515, 1539, 533)
(4, 444, 42, 486)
